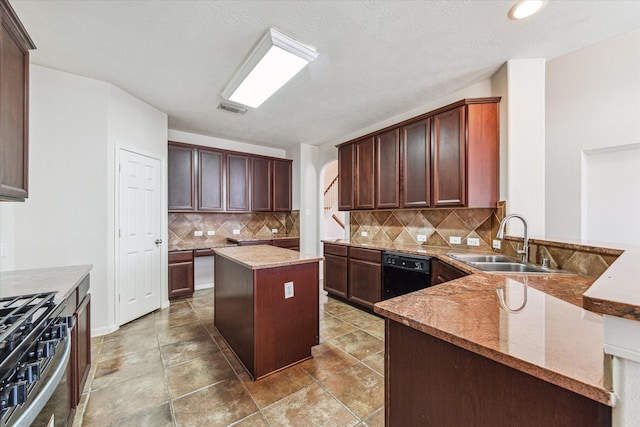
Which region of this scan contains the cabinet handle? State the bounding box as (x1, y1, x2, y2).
(155, 239, 163, 245)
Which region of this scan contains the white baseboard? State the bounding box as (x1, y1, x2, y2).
(91, 324, 118, 337)
(195, 283, 214, 290)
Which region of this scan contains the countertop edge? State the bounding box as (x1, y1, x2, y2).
(0, 264, 93, 301)
(213, 246, 323, 270)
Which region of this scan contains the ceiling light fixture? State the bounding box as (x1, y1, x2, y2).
(508, 0, 546, 20)
(221, 28, 318, 109)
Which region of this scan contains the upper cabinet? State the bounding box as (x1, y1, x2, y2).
(337, 97, 500, 211)
(168, 141, 292, 213)
(0, 1, 35, 202)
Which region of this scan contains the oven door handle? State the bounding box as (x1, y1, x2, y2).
(12, 334, 71, 427)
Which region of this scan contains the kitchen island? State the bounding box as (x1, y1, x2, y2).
(213, 245, 323, 380)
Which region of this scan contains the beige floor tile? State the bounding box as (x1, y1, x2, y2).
(262, 383, 358, 427)
(361, 319, 385, 340)
(172, 379, 259, 427)
(321, 363, 384, 420)
(165, 352, 235, 398)
(299, 342, 358, 382)
(98, 329, 159, 362)
(154, 307, 200, 329)
(103, 313, 156, 342)
(160, 333, 220, 367)
(92, 347, 163, 391)
(108, 403, 173, 427)
(323, 299, 357, 317)
(241, 365, 315, 408)
(164, 299, 193, 313)
(364, 407, 385, 427)
(362, 351, 385, 376)
(82, 371, 168, 426)
(335, 310, 381, 328)
(156, 320, 209, 346)
(320, 316, 357, 341)
(329, 330, 384, 361)
(231, 412, 270, 426)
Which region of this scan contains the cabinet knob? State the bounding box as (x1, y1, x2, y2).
(155, 239, 163, 245)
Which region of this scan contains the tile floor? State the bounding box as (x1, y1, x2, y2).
(74, 289, 385, 426)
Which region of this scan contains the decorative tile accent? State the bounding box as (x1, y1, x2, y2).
(169, 211, 299, 247)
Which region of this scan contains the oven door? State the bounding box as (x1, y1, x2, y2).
(12, 334, 71, 427)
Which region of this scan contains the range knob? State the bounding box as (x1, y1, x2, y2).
(25, 362, 40, 383)
(36, 339, 58, 358)
(3, 381, 28, 407)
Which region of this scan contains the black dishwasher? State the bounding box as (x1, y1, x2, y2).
(382, 252, 431, 299)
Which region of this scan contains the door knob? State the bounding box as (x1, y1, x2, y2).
(155, 239, 163, 245)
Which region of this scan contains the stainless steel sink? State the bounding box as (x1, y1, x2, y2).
(448, 253, 515, 263)
(447, 254, 570, 275)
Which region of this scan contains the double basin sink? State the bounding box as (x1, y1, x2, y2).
(448, 253, 568, 275)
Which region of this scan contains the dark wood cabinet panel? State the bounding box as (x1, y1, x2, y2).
(323, 244, 348, 298)
(355, 137, 375, 209)
(227, 153, 250, 212)
(348, 247, 381, 310)
(432, 106, 466, 207)
(73, 293, 91, 406)
(198, 149, 224, 211)
(401, 118, 431, 208)
(251, 157, 272, 211)
(271, 238, 299, 251)
(375, 128, 400, 209)
(168, 144, 196, 211)
(273, 159, 292, 212)
(168, 250, 194, 299)
(338, 144, 355, 211)
(0, 2, 35, 201)
(431, 258, 468, 285)
(386, 320, 611, 427)
(467, 102, 499, 207)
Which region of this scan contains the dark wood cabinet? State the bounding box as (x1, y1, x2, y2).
(355, 137, 375, 209)
(273, 159, 292, 212)
(432, 106, 466, 206)
(227, 153, 250, 212)
(168, 250, 194, 299)
(431, 258, 468, 285)
(386, 320, 611, 427)
(271, 237, 299, 251)
(251, 157, 272, 211)
(401, 118, 431, 208)
(0, 1, 35, 202)
(168, 143, 196, 211)
(348, 247, 382, 310)
(375, 128, 400, 209)
(198, 148, 224, 211)
(338, 144, 355, 210)
(323, 243, 348, 298)
(67, 274, 91, 412)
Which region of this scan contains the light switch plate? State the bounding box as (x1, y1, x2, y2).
(450, 236, 461, 244)
(194, 230, 203, 237)
(207, 230, 215, 236)
(493, 239, 502, 250)
(416, 234, 427, 242)
(467, 237, 480, 246)
(284, 281, 294, 299)
(233, 229, 240, 235)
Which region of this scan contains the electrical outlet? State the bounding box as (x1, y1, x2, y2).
(416, 234, 427, 242)
(194, 230, 203, 237)
(271, 228, 278, 234)
(233, 229, 240, 235)
(284, 281, 294, 299)
(207, 230, 215, 236)
(450, 236, 461, 244)
(467, 237, 480, 246)
(361, 231, 368, 237)
(493, 239, 502, 250)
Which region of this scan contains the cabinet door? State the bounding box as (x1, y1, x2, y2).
(169, 251, 194, 299)
(432, 106, 466, 207)
(227, 154, 250, 211)
(376, 129, 400, 209)
(324, 254, 348, 298)
(0, 9, 32, 201)
(355, 137, 375, 209)
(251, 157, 272, 211)
(199, 149, 224, 211)
(402, 119, 431, 208)
(431, 259, 468, 285)
(73, 294, 91, 406)
(338, 144, 355, 211)
(348, 259, 382, 310)
(273, 159, 292, 212)
(168, 144, 196, 210)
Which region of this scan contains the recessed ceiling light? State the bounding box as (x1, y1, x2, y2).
(508, 0, 546, 20)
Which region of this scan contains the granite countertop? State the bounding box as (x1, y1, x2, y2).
(213, 245, 323, 270)
(0, 265, 93, 302)
(226, 236, 299, 243)
(168, 242, 237, 252)
(323, 238, 614, 405)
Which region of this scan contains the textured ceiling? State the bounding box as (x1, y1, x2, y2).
(9, 1, 640, 149)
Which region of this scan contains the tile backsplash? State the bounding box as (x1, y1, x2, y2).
(169, 211, 300, 247)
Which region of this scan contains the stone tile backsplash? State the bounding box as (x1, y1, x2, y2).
(169, 211, 300, 247)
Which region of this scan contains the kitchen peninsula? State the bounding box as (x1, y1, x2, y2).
(213, 245, 323, 380)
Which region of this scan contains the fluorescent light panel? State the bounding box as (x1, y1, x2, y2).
(222, 28, 318, 108)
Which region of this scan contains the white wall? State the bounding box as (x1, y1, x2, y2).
(546, 29, 640, 239)
(0, 66, 168, 335)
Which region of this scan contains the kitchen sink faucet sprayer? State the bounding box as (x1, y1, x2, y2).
(496, 214, 529, 263)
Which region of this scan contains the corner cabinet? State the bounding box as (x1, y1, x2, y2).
(0, 1, 35, 201)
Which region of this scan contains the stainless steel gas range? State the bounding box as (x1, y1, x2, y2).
(0, 292, 71, 427)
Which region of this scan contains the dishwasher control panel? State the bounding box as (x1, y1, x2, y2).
(382, 252, 430, 273)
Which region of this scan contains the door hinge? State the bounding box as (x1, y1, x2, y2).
(119, 163, 122, 173)
(118, 229, 121, 238)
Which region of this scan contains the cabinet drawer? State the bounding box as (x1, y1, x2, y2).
(349, 247, 381, 263)
(272, 238, 299, 249)
(324, 243, 348, 257)
(194, 248, 215, 257)
(169, 250, 194, 263)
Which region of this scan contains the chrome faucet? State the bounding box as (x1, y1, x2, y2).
(496, 214, 529, 263)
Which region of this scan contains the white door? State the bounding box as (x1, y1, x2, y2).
(119, 149, 162, 325)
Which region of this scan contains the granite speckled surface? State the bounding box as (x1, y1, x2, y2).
(213, 245, 323, 270)
(0, 265, 92, 302)
(168, 242, 236, 252)
(226, 236, 299, 243)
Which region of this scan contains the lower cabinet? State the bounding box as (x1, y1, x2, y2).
(431, 258, 468, 285)
(72, 280, 91, 406)
(323, 243, 382, 310)
(168, 250, 194, 299)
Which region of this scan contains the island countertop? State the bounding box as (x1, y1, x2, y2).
(213, 245, 323, 270)
(0, 265, 93, 302)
